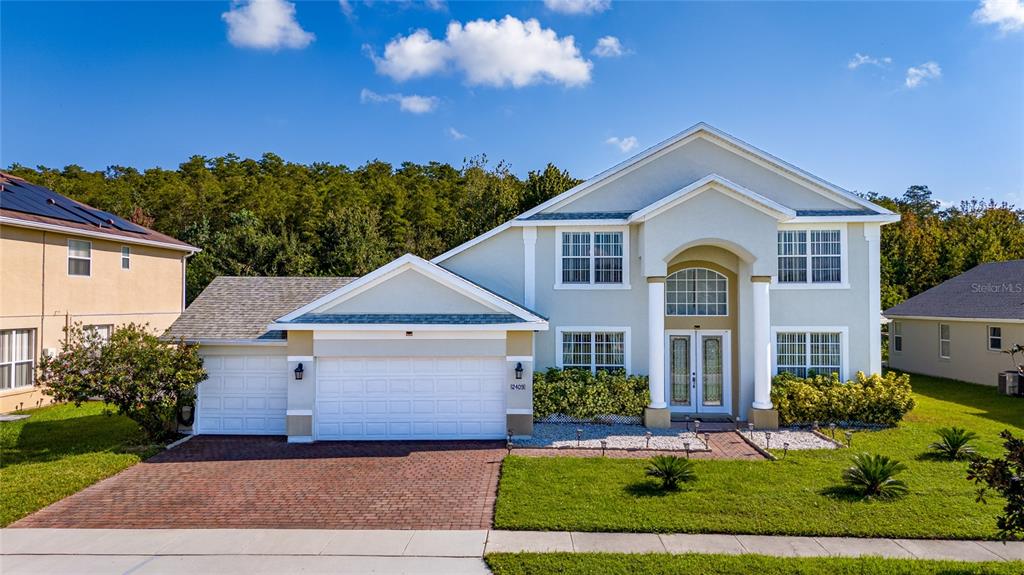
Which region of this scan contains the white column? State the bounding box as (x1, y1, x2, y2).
(865, 224, 882, 375)
(752, 277, 772, 410)
(523, 227, 537, 309)
(647, 279, 667, 409)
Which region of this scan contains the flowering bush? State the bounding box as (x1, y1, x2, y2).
(771, 371, 915, 426)
(532, 368, 649, 420)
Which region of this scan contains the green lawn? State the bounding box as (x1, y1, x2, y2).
(0, 401, 158, 526)
(486, 553, 1024, 575)
(496, 373, 1024, 539)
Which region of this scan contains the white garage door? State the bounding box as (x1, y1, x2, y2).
(197, 355, 288, 435)
(316, 356, 506, 440)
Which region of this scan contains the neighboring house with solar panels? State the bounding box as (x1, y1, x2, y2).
(885, 260, 1024, 387)
(0, 172, 198, 412)
(165, 123, 899, 441)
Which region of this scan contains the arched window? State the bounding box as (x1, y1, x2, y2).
(666, 268, 728, 316)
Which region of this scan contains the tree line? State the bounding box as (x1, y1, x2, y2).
(7, 157, 1022, 308)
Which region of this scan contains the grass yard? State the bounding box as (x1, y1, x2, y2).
(485, 553, 1024, 575)
(496, 373, 1024, 539)
(0, 401, 158, 526)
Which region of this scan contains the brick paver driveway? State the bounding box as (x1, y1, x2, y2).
(13, 436, 504, 530)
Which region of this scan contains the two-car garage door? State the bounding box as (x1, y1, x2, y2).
(315, 356, 506, 440)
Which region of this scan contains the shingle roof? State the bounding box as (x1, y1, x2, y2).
(0, 172, 196, 251)
(164, 276, 356, 342)
(795, 209, 880, 217)
(884, 260, 1024, 321)
(521, 211, 634, 221)
(284, 313, 526, 325)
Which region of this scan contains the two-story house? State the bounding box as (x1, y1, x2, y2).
(0, 172, 198, 413)
(166, 123, 898, 441)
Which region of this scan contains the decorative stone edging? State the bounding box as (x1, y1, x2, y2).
(165, 434, 194, 450)
(810, 428, 847, 448)
(733, 430, 777, 461)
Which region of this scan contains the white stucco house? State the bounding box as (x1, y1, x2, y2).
(165, 123, 899, 441)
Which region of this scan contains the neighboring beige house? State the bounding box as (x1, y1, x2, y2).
(0, 172, 198, 412)
(885, 260, 1024, 386)
(166, 123, 899, 442)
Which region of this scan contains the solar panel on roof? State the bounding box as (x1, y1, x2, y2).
(0, 178, 147, 233)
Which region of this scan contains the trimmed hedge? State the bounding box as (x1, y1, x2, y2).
(771, 371, 915, 426)
(532, 368, 649, 420)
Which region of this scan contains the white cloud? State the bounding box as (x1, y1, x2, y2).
(222, 0, 314, 50)
(370, 16, 592, 88)
(425, 0, 447, 11)
(544, 0, 611, 15)
(359, 88, 439, 114)
(339, 0, 354, 18)
(905, 61, 942, 88)
(973, 0, 1024, 33)
(447, 127, 467, 140)
(592, 36, 625, 58)
(847, 52, 892, 69)
(606, 136, 638, 153)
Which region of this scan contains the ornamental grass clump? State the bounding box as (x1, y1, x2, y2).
(842, 452, 909, 501)
(645, 455, 696, 491)
(929, 427, 979, 461)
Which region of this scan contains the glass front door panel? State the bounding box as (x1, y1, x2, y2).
(670, 336, 690, 406)
(701, 335, 723, 407)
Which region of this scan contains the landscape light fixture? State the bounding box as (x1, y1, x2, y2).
(294, 363, 304, 381)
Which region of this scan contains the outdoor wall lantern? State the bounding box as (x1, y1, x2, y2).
(514, 362, 524, 380)
(294, 363, 304, 381)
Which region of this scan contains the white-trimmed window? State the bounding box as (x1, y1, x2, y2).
(892, 321, 903, 352)
(939, 323, 951, 358)
(68, 239, 92, 276)
(777, 228, 844, 285)
(121, 246, 131, 270)
(988, 326, 1002, 351)
(0, 329, 36, 391)
(775, 331, 843, 378)
(85, 324, 114, 343)
(666, 268, 728, 316)
(557, 229, 626, 287)
(557, 328, 629, 373)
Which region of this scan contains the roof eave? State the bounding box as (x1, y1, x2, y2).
(0, 216, 200, 253)
(267, 322, 549, 332)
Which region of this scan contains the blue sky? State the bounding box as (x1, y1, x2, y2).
(2, 1, 1022, 204)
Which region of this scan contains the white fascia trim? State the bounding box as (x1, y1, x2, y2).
(770, 325, 851, 381)
(195, 339, 287, 346)
(554, 326, 632, 373)
(628, 174, 796, 223)
(506, 408, 533, 415)
(506, 355, 534, 362)
(884, 315, 1024, 324)
(0, 217, 200, 253)
(276, 253, 545, 324)
(269, 322, 549, 332)
(791, 215, 901, 224)
(287, 355, 314, 362)
(286, 409, 313, 416)
(515, 219, 630, 227)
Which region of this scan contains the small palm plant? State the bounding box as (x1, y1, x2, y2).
(842, 452, 909, 500)
(929, 427, 979, 460)
(645, 455, 696, 490)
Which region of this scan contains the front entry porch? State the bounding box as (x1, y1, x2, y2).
(666, 329, 732, 416)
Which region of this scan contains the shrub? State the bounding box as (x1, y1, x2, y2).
(770, 371, 915, 426)
(645, 455, 696, 490)
(36, 323, 207, 441)
(532, 368, 649, 420)
(842, 452, 910, 500)
(929, 427, 979, 460)
(967, 430, 1024, 540)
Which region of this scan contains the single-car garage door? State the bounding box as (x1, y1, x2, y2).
(197, 355, 288, 435)
(316, 356, 506, 440)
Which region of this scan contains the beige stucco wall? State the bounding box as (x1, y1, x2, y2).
(888, 318, 1024, 386)
(0, 224, 188, 412)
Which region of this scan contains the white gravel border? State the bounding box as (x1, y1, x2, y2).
(514, 423, 710, 450)
(740, 429, 837, 451)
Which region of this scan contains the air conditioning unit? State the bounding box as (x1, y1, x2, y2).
(998, 371, 1023, 396)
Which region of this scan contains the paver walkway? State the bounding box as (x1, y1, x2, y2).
(12, 437, 505, 530)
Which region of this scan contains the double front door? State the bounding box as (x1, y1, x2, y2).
(666, 330, 732, 415)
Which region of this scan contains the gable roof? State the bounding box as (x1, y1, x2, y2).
(628, 174, 796, 222)
(273, 253, 547, 329)
(433, 122, 896, 264)
(884, 260, 1024, 321)
(0, 172, 197, 252)
(164, 276, 356, 343)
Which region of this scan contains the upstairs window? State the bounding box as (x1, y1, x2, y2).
(777, 229, 843, 284)
(666, 268, 728, 316)
(559, 230, 625, 286)
(121, 246, 131, 270)
(68, 239, 92, 276)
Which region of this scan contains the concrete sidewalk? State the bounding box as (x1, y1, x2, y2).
(2, 528, 1022, 574)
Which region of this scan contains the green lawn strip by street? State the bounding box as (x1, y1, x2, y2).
(485, 553, 1024, 575)
(495, 373, 1023, 539)
(0, 401, 158, 526)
